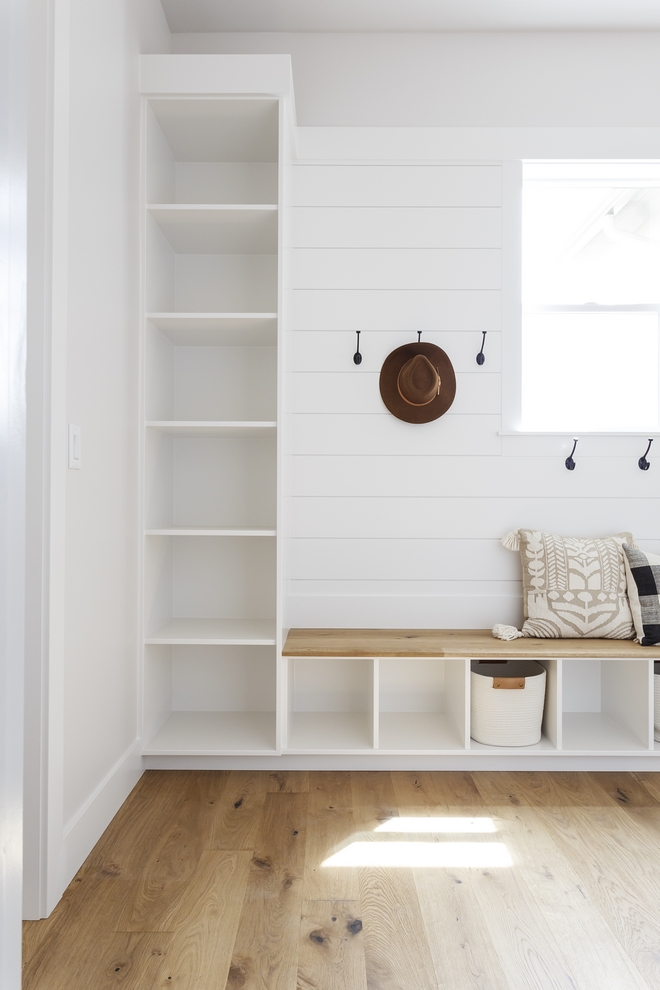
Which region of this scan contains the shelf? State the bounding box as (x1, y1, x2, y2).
(146, 528, 276, 537)
(146, 618, 276, 646)
(379, 712, 465, 752)
(146, 421, 277, 437)
(146, 313, 277, 346)
(287, 712, 374, 753)
(149, 205, 277, 211)
(148, 205, 277, 254)
(562, 713, 649, 753)
(144, 711, 276, 755)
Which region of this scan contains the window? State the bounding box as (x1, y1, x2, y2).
(521, 162, 660, 432)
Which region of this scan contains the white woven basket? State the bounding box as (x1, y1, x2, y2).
(654, 663, 660, 743)
(471, 659, 546, 747)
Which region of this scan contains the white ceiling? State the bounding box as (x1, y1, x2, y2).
(161, 0, 660, 33)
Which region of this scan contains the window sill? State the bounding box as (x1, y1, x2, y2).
(499, 431, 659, 437)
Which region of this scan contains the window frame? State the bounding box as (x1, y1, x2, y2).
(501, 159, 660, 437)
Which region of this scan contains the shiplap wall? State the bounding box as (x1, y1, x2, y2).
(288, 163, 660, 627)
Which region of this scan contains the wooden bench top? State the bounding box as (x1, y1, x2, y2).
(282, 628, 653, 659)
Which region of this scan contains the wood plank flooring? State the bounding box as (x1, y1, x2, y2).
(22, 771, 660, 990)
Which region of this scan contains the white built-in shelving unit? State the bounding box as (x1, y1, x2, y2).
(139, 55, 660, 770)
(282, 654, 655, 757)
(142, 93, 283, 757)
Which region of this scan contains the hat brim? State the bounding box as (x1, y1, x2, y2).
(379, 342, 456, 423)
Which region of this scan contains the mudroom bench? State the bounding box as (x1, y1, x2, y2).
(281, 628, 658, 765)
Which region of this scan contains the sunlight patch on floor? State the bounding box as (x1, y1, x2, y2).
(375, 816, 497, 833)
(322, 841, 513, 868)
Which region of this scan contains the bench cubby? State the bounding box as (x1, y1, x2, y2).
(285, 657, 376, 752)
(378, 657, 468, 752)
(561, 657, 652, 752)
(468, 657, 560, 753)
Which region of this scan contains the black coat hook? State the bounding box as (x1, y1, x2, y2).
(353, 330, 362, 365)
(639, 438, 654, 471)
(476, 331, 487, 366)
(565, 438, 578, 471)
(417, 331, 422, 342)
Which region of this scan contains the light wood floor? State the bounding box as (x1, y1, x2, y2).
(22, 770, 660, 989)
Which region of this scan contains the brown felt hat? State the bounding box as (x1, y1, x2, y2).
(379, 341, 456, 423)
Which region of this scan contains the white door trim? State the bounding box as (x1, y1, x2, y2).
(0, 0, 27, 980)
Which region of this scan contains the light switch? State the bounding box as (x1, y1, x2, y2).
(68, 424, 81, 469)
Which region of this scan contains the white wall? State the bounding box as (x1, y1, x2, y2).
(24, 0, 170, 917)
(287, 159, 660, 628)
(62, 0, 170, 885)
(171, 31, 660, 127)
(63, 0, 169, 826)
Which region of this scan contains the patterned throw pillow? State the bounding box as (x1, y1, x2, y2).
(622, 544, 660, 646)
(507, 530, 635, 640)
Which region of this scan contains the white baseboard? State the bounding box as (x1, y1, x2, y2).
(61, 739, 143, 892)
(143, 753, 660, 772)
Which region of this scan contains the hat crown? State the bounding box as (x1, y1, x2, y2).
(397, 353, 441, 406)
(379, 340, 456, 423)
